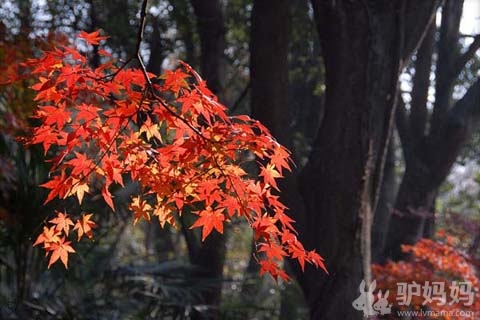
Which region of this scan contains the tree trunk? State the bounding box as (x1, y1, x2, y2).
(299, 1, 397, 318)
(171, 0, 197, 68)
(294, 1, 438, 318)
(146, 16, 164, 75)
(372, 139, 397, 263)
(190, 0, 226, 98)
(250, 0, 291, 145)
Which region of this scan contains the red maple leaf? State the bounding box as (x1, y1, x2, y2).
(258, 242, 287, 261)
(190, 206, 225, 241)
(78, 30, 108, 45)
(259, 259, 289, 282)
(270, 145, 291, 172)
(162, 69, 189, 94)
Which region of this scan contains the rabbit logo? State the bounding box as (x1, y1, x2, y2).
(373, 290, 392, 315)
(352, 279, 391, 316)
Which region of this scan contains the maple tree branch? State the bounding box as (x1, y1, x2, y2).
(132, 23, 257, 230)
(92, 0, 148, 82)
(65, 118, 131, 195)
(130, 0, 217, 145)
(114, 0, 219, 148)
(135, 0, 149, 58)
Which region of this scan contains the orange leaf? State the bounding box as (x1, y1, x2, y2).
(33, 226, 61, 249)
(130, 196, 152, 225)
(139, 116, 162, 142)
(67, 179, 89, 205)
(259, 259, 290, 282)
(153, 204, 176, 228)
(49, 211, 74, 236)
(47, 237, 75, 269)
(259, 163, 282, 190)
(73, 214, 97, 241)
(258, 242, 287, 261)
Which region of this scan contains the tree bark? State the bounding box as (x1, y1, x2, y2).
(372, 139, 397, 263)
(299, 1, 397, 318)
(294, 1, 438, 318)
(249, 4, 308, 319)
(250, 0, 292, 146)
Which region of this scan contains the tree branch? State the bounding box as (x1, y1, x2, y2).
(402, 0, 442, 62)
(135, 0, 148, 57)
(430, 0, 464, 133)
(410, 24, 434, 142)
(451, 35, 480, 81)
(427, 78, 480, 188)
(448, 77, 480, 128)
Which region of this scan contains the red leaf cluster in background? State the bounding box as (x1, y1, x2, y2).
(373, 230, 480, 318)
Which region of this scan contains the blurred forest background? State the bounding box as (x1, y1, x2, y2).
(0, 0, 479, 319)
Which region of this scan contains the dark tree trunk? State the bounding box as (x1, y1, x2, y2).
(249, 0, 299, 295)
(146, 16, 163, 75)
(293, 1, 439, 318)
(372, 139, 397, 263)
(171, 0, 197, 67)
(250, 2, 308, 317)
(190, 0, 226, 98)
(250, 0, 292, 146)
(385, 0, 480, 261)
(298, 2, 397, 318)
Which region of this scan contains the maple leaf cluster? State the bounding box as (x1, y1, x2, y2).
(372, 231, 480, 317)
(33, 211, 96, 268)
(22, 30, 326, 280)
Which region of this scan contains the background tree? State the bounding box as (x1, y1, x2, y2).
(384, 0, 480, 260)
